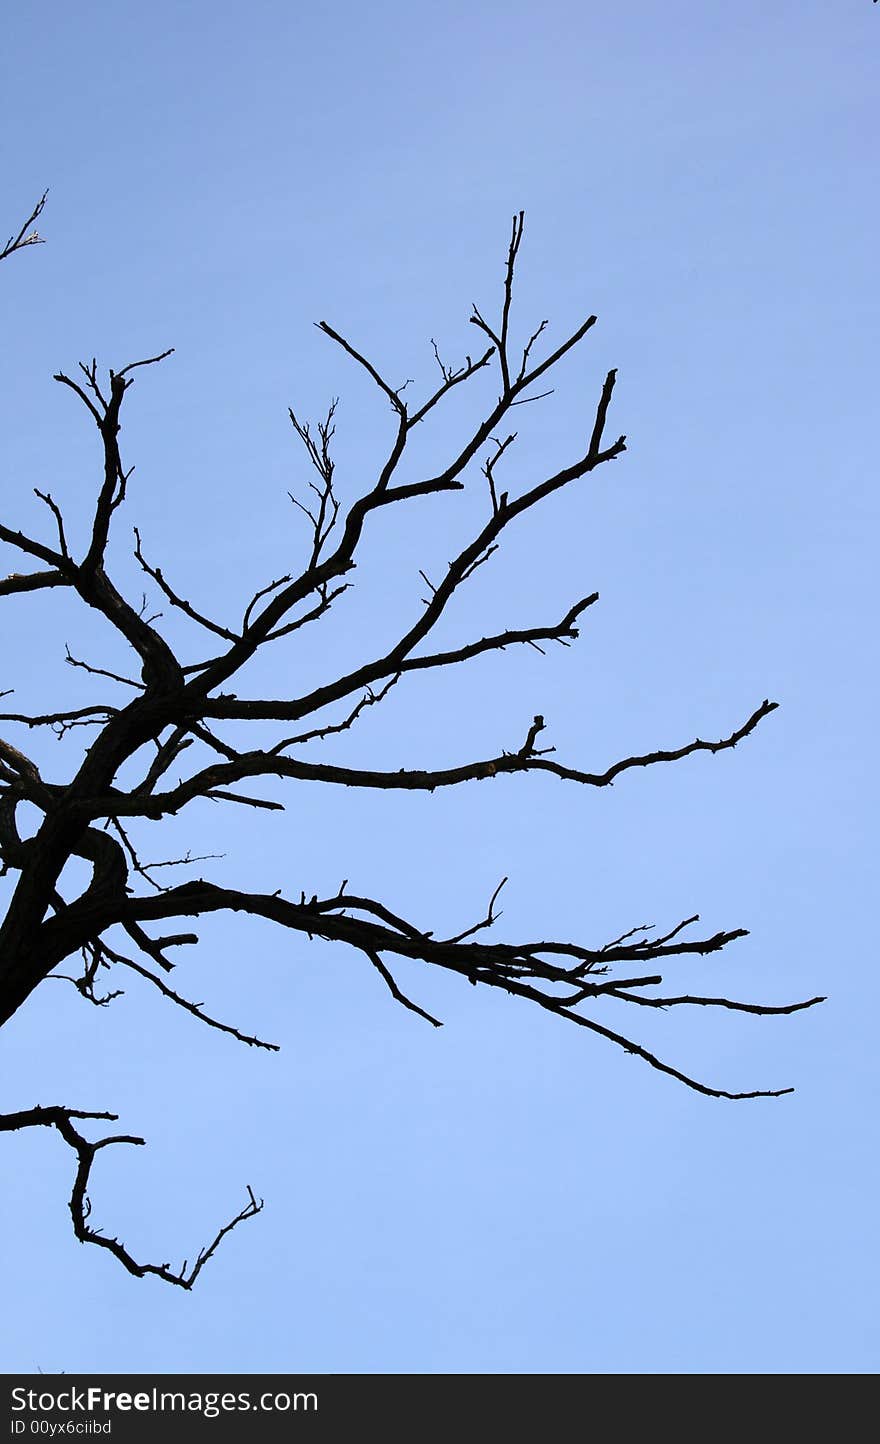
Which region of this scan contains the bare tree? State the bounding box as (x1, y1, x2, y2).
(0, 198, 822, 1289)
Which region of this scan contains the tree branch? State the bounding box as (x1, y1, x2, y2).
(0, 1106, 262, 1288)
(134, 528, 239, 642)
(100, 883, 822, 1100)
(0, 204, 819, 1287)
(0, 191, 47, 263)
(104, 700, 776, 820)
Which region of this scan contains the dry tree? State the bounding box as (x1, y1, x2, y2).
(0, 197, 822, 1287)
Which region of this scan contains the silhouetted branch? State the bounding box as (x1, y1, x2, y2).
(0, 1106, 261, 1288)
(0, 704, 118, 732)
(0, 191, 47, 263)
(111, 949, 279, 1050)
(98, 700, 774, 821)
(134, 528, 238, 642)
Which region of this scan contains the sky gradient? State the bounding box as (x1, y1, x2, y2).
(1, 1, 877, 1374)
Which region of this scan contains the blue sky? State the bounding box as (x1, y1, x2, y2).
(0, 0, 877, 1374)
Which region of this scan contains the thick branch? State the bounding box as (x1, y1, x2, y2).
(0, 569, 68, 596)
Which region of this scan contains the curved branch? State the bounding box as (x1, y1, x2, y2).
(0, 1106, 262, 1288)
(106, 700, 776, 820)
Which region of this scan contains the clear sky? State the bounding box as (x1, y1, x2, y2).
(0, 0, 877, 1375)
